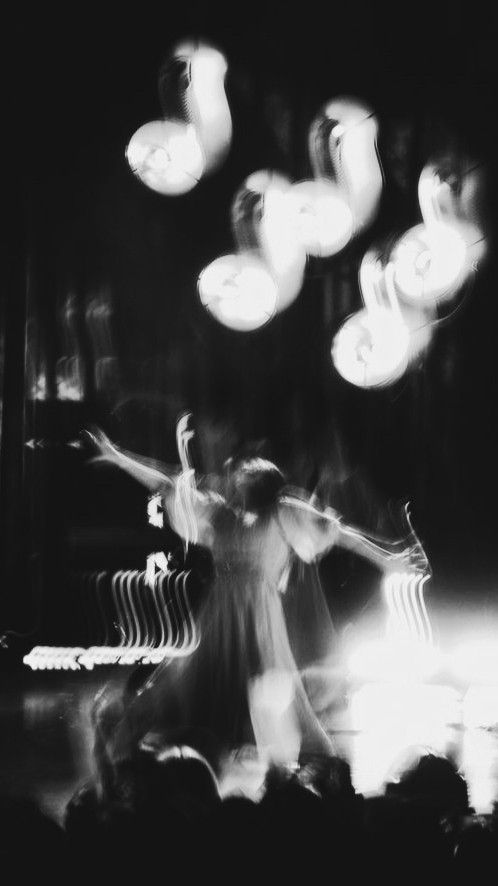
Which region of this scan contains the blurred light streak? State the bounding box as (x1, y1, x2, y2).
(56, 292, 85, 401)
(198, 253, 277, 331)
(85, 290, 120, 399)
(128, 40, 231, 195)
(178, 40, 232, 174)
(317, 97, 383, 233)
(174, 413, 199, 550)
(232, 170, 307, 313)
(391, 162, 483, 306)
(23, 567, 199, 670)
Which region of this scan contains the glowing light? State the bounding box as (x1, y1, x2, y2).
(174, 413, 199, 549)
(332, 306, 410, 388)
(451, 641, 498, 685)
(126, 120, 204, 196)
(23, 567, 199, 670)
(463, 686, 498, 729)
(248, 670, 300, 766)
(249, 669, 294, 714)
(198, 253, 278, 331)
(320, 97, 383, 233)
(461, 726, 498, 814)
(392, 222, 467, 305)
(161, 39, 231, 176)
(288, 180, 353, 258)
(347, 639, 441, 683)
(187, 43, 232, 174)
(241, 170, 306, 313)
(384, 572, 433, 646)
(350, 683, 461, 795)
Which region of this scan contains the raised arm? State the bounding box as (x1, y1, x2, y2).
(83, 428, 178, 493)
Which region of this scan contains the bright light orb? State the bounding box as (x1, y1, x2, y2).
(288, 180, 353, 258)
(392, 222, 467, 305)
(332, 307, 410, 388)
(126, 120, 204, 196)
(243, 170, 306, 312)
(198, 253, 278, 331)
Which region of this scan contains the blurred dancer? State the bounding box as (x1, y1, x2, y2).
(85, 420, 421, 769)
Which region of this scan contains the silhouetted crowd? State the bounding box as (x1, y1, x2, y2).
(2, 671, 497, 883)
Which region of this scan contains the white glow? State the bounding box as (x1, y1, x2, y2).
(198, 253, 278, 331)
(239, 170, 306, 312)
(392, 222, 467, 305)
(188, 44, 232, 174)
(384, 572, 433, 646)
(350, 683, 461, 795)
(332, 306, 410, 388)
(451, 641, 498, 685)
(288, 180, 353, 258)
(249, 670, 300, 766)
(323, 97, 382, 233)
(461, 726, 498, 814)
(347, 639, 441, 682)
(126, 120, 204, 195)
(463, 686, 498, 729)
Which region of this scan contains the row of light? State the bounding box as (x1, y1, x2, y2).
(22, 645, 173, 670)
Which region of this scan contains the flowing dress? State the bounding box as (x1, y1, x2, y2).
(111, 488, 340, 767)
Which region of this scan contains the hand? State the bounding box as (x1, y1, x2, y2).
(82, 427, 120, 467)
(385, 542, 430, 575)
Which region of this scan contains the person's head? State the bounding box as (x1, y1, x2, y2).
(224, 457, 286, 515)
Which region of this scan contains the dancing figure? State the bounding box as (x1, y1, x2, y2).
(85, 419, 420, 769)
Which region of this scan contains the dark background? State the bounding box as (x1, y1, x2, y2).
(1, 3, 498, 655)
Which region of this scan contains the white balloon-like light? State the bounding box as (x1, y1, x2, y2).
(198, 253, 278, 331)
(332, 306, 410, 388)
(288, 180, 353, 258)
(392, 221, 467, 305)
(126, 120, 204, 196)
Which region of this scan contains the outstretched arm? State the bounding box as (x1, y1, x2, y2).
(278, 492, 426, 572)
(83, 428, 178, 493)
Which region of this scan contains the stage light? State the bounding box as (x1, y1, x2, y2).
(331, 306, 410, 388)
(317, 97, 383, 233)
(463, 686, 498, 729)
(451, 641, 498, 685)
(287, 179, 353, 258)
(198, 253, 278, 331)
(350, 683, 461, 795)
(392, 221, 467, 305)
(126, 120, 204, 196)
(232, 170, 306, 312)
(347, 638, 442, 682)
